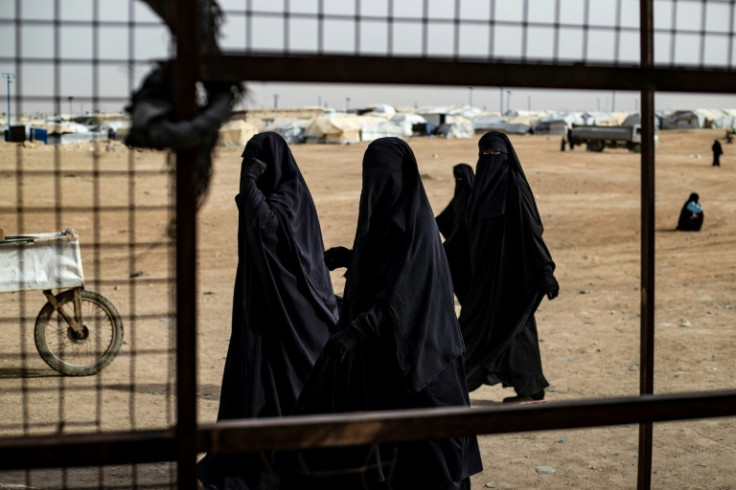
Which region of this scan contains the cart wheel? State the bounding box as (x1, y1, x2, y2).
(34, 289, 124, 376)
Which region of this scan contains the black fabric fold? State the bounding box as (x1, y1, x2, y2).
(444, 131, 555, 396)
(198, 132, 338, 490)
(278, 137, 481, 490)
(436, 163, 475, 239)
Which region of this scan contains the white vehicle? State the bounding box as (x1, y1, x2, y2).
(568, 124, 657, 153)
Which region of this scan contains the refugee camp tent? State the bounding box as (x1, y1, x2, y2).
(472, 114, 507, 131)
(217, 119, 259, 146)
(696, 109, 736, 129)
(661, 110, 706, 129)
(713, 109, 736, 129)
(363, 104, 397, 117)
(437, 115, 474, 139)
(360, 118, 407, 140)
(456, 105, 483, 118)
(390, 113, 428, 136)
(271, 119, 309, 144)
(304, 114, 400, 144)
(533, 112, 583, 134)
(622, 111, 666, 129)
(471, 114, 533, 135)
(580, 111, 614, 126)
(416, 106, 459, 127)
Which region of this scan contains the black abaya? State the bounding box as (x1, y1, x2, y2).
(279, 137, 482, 490)
(444, 131, 559, 397)
(676, 192, 704, 231)
(198, 132, 338, 490)
(436, 163, 475, 239)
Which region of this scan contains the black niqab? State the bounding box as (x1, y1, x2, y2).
(436, 163, 475, 239)
(198, 132, 337, 490)
(444, 131, 555, 394)
(344, 137, 466, 391)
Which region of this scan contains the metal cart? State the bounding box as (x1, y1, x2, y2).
(0, 229, 123, 376)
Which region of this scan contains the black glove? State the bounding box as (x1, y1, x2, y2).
(541, 272, 559, 300)
(323, 325, 364, 362)
(243, 157, 267, 180)
(324, 246, 352, 270)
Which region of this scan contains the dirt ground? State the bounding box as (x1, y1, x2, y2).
(1, 129, 735, 489)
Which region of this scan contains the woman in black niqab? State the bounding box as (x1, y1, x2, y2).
(444, 131, 559, 401)
(436, 163, 475, 239)
(197, 132, 338, 490)
(676, 192, 704, 231)
(279, 137, 482, 490)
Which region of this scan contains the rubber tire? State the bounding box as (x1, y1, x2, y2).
(34, 289, 124, 376)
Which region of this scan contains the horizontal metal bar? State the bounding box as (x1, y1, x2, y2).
(0, 170, 172, 177)
(0, 430, 176, 470)
(0, 19, 163, 28)
(2, 390, 733, 469)
(0, 206, 174, 213)
(199, 390, 736, 453)
(202, 54, 736, 93)
(221, 10, 642, 32)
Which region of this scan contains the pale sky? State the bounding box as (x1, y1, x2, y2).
(2, 0, 736, 116)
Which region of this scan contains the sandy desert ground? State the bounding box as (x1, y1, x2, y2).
(0, 128, 735, 489)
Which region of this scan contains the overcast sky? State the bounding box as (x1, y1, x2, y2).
(2, 0, 736, 116)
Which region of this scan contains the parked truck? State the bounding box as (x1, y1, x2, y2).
(568, 124, 656, 153)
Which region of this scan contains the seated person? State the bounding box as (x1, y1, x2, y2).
(676, 193, 704, 231)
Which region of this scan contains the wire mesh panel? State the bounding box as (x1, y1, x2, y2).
(0, 0, 178, 487)
(1, 1, 736, 489)
(214, 0, 642, 64)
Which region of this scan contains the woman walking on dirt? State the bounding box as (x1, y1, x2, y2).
(443, 131, 559, 403)
(198, 132, 338, 490)
(279, 137, 482, 490)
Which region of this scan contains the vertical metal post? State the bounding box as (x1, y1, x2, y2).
(174, 0, 199, 488)
(638, 0, 655, 489)
(2, 72, 13, 132)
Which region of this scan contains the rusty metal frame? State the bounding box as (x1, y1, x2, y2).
(2, 1, 736, 489)
(201, 53, 736, 93)
(1, 390, 735, 471)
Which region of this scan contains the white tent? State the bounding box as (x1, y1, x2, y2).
(304, 115, 399, 144)
(623, 111, 666, 129)
(437, 115, 474, 139)
(471, 114, 507, 131)
(360, 119, 406, 141)
(390, 113, 428, 136)
(271, 119, 309, 144)
(697, 109, 736, 129)
(471, 114, 533, 135)
(534, 112, 583, 134)
(580, 111, 614, 126)
(217, 119, 259, 146)
(364, 104, 397, 117)
(660, 110, 706, 129)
